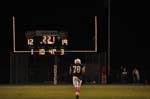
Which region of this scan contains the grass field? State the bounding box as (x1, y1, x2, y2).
(0, 84, 150, 99)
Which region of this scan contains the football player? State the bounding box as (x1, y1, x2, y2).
(69, 58, 86, 99)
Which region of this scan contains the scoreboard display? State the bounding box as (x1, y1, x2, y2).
(25, 30, 68, 55)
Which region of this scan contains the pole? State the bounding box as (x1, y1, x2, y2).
(108, 0, 111, 77)
(13, 16, 16, 52)
(53, 55, 57, 85)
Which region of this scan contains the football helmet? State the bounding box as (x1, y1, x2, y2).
(74, 58, 81, 64)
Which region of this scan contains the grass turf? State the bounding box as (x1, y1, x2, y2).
(0, 84, 150, 99)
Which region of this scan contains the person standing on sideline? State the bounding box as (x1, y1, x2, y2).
(120, 66, 128, 84)
(132, 67, 140, 84)
(69, 58, 86, 99)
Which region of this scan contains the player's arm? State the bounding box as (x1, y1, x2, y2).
(69, 66, 72, 75)
(82, 65, 86, 74)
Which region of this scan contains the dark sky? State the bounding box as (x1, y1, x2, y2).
(0, 0, 150, 83)
(111, 1, 150, 65)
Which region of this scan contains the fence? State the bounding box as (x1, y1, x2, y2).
(10, 51, 106, 84)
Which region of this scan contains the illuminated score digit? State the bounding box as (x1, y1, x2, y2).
(49, 49, 56, 55)
(39, 49, 45, 55)
(60, 49, 64, 55)
(62, 39, 68, 46)
(42, 35, 55, 44)
(31, 49, 34, 55)
(42, 35, 47, 44)
(47, 36, 55, 44)
(27, 39, 34, 45)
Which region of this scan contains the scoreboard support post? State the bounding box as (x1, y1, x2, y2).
(53, 55, 57, 85)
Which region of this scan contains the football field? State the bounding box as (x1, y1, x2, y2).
(0, 84, 150, 99)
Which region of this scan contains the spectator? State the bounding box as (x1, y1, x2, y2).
(120, 66, 128, 84)
(132, 67, 140, 84)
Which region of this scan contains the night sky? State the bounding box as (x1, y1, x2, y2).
(111, 1, 150, 64)
(0, 0, 150, 83)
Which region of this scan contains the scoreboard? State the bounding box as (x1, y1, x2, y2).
(25, 30, 68, 55)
